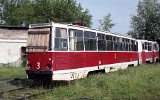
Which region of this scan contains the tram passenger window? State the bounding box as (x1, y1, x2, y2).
(122, 42, 125, 51)
(154, 44, 158, 51)
(55, 27, 68, 51)
(98, 33, 106, 51)
(127, 39, 130, 51)
(116, 37, 120, 51)
(142, 43, 145, 50)
(123, 39, 126, 51)
(106, 35, 112, 40)
(133, 42, 135, 51)
(106, 35, 113, 51)
(112, 36, 116, 51)
(153, 44, 155, 51)
(129, 40, 132, 51)
(114, 42, 118, 51)
(111, 41, 114, 51)
(132, 40, 136, 51)
(122, 39, 125, 51)
(126, 43, 129, 51)
(129, 44, 132, 51)
(106, 35, 109, 40)
(135, 42, 138, 51)
(148, 43, 152, 51)
(113, 37, 116, 41)
(156, 44, 158, 51)
(84, 31, 96, 51)
(156, 44, 159, 51)
(69, 29, 84, 51)
(145, 42, 148, 50)
(106, 41, 111, 50)
(118, 42, 122, 51)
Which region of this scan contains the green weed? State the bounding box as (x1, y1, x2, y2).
(34, 64, 160, 100)
(0, 65, 26, 80)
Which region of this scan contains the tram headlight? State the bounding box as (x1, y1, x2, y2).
(46, 64, 52, 70)
(26, 63, 32, 70)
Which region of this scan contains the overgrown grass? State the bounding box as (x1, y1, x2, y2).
(0, 65, 26, 80)
(35, 63, 160, 100)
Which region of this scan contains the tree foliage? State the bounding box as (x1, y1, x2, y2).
(99, 13, 115, 31)
(128, 0, 160, 41)
(0, 0, 92, 27)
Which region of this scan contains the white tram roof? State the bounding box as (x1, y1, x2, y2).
(29, 22, 137, 41)
(137, 39, 157, 44)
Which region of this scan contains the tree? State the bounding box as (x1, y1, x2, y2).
(0, 0, 34, 26)
(0, 0, 92, 27)
(0, 0, 4, 24)
(0, 0, 32, 25)
(99, 13, 115, 31)
(128, 0, 160, 41)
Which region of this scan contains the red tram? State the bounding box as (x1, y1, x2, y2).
(26, 22, 159, 81)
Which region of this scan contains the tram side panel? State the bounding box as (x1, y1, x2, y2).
(54, 52, 99, 71)
(99, 52, 138, 69)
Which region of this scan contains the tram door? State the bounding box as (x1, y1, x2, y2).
(137, 41, 143, 64)
(157, 39, 160, 60)
(152, 43, 155, 62)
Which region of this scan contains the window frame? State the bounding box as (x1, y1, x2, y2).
(68, 29, 84, 51)
(84, 31, 97, 51)
(54, 27, 68, 51)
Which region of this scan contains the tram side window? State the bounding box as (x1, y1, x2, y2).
(136, 42, 138, 51)
(142, 42, 149, 51)
(98, 33, 106, 51)
(123, 39, 126, 51)
(114, 37, 119, 51)
(55, 27, 68, 51)
(145, 42, 148, 50)
(106, 35, 112, 51)
(69, 29, 84, 51)
(118, 38, 122, 51)
(148, 43, 152, 51)
(131, 40, 134, 51)
(112, 37, 116, 51)
(119, 42, 122, 51)
(132, 41, 137, 51)
(135, 41, 138, 51)
(156, 44, 159, 51)
(129, 40, 132, 51)
(122, 39, 125, 51)
(84, 31, 96, 51)
(125, 39, 129, 51)
(142, 43, 145, 50)
(154, 44, 158, 51)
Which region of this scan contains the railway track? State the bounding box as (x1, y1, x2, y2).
(0, 86, 51, 100)
(0, 78, 32, 92)
(0, 79, 13, 84)
(0, 78, 54, 100)
(0, 78, 71, 99)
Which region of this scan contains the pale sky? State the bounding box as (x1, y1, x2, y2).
(76, 0, 139, 34)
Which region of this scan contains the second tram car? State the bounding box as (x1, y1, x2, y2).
(26, 22, 158, 81)
(137, 40, 159, 64)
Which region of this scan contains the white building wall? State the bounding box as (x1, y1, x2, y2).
(0, 39, 27, 64)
